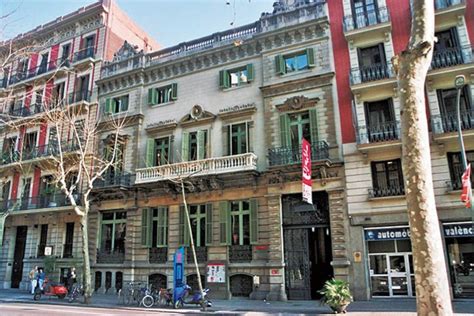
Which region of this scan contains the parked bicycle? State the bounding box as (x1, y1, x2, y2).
(117, 282, 145, 306)
(68, 284, 84, 303)
(140, 287, 173, 308)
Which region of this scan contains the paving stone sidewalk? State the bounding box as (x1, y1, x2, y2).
(0, 289, 472, 315)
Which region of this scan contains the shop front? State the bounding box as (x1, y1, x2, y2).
(443, 222, 474, 298)
(364, 226, 415, 297)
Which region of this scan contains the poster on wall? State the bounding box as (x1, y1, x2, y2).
(206, 263, 226, 283)
(302, 138, 313, 205)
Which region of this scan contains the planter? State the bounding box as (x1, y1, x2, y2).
(330, 303, 349, 314)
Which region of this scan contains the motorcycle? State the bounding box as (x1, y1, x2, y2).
(173, 284, 212, 309)
(68, 284, 84, 303)
(33, 278, 68, 301)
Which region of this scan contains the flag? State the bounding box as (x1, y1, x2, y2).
(302, 138, 312, 204)
(461, 164, 472, 208)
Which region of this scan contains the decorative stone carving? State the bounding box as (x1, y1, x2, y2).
(276, 95, 320, 112)
(218, 103, 256, 118)
(180, 106, 215, 126)
(110, 41, 142, 63)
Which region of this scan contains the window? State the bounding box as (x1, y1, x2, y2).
(23, 132, 38, 159)
(63, 222, 74, 258)
(219, 64, 254, 89)
(37, 224, 48, 257)
(371, 159, 404, 197)
(178, 204, 212, 247)
(145, 136, 171, 167)
(227, 122, 249, 155)
(432, 28, 462, 69)
(280, 109, 318, 149)
(182, 130, 207, 161)
(364, 99, 398, 142)
(38, 52, 49, 75)
(52, 82, 65, 106)
(61, 44, 71, 64)
(219, 199, 258, 245)
(275, 48, 314, 75)
(447, 151, 474, 190)
(437, 86, 472, 132)
(105, 95, 129, 114)
(141, 207, 168, 247)
(100, 211, 127, 254)
(148, 83, 177, 105)
(17, 59, 29, 76)
(357, 44, 389, 82)
(352, 0, 378, 28)
(2, 137, 18, 160)
(105, 143, 124, 179)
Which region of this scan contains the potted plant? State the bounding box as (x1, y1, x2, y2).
(319, 278, 353, 314)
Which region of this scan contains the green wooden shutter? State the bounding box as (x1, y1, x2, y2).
(250, 199, 258, 244)
(0, 215, 6, 247)
(224, 125, 230, 156)
(275, 55, 285, 75)
(147, 88, 154, 105)
(170, 83, 178, 101)
(279, 114, 291, 147)
(121, 95, 129, 112)
(219, 201, 230, 245)
(205, 203, 213, 246)
(141, 208, 152, 247)
(246, 64, 254, 82)
(219, 70, 230, 89)
(306, 48, 315, 68)
(179, 205, 189, 246)
(308, 108, 319, 144)
(146, 139, 155, 167)
(181, 132, 189, 162)
(104, 98, 112, 114)
(156, 207, 168, 247)
(197, 130, 206, 160)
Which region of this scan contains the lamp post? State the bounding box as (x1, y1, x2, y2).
(454, 75, 474, 221)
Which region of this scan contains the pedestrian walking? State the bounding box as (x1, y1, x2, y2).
(37, 268, 45, 291)
(29, 266, 38, 294)
(66, 267, 76, 293)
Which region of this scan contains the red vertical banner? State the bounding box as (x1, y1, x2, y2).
(461, 164, 472, 208)
(302, 138, 312, 205)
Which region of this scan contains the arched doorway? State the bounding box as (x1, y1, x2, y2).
(186, 274, 205, 293)
(149, 273, 167, 291)
(230, 274, 253, 297)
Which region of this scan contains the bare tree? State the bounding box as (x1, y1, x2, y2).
(393, 0, 453, 314)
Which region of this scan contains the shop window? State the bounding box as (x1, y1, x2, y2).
(147, 84, 177, 105)
(275, 48, 315, 75)
(368, 240, 396, 253)
(219, 64, 254, 89)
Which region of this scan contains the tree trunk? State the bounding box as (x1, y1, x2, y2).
(397, 0, 453, 314)
(79, 207, 92, 304)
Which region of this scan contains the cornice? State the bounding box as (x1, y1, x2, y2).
(259, 72, 334, 98)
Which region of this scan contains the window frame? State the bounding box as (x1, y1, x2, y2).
(100, 211, 127, 254)
(371, 159, 404, 191)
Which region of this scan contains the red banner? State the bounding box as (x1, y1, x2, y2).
(461, 163, 472, 208)
(302, 138, 312, 204)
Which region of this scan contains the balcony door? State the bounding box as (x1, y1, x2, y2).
(437, 87, 472, 132)
(20, 178, 31, 210)
(75, 75, 90, 102)
(358, 44, 388, 82)
(364, 99, 397, 142)
(2, 180, 10, 209)
(23, 132, 37, 160)
(352, 0, 378, 28)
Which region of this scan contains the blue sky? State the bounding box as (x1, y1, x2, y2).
(1, 0, 276, 47)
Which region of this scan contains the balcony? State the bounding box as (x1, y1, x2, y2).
(357, 121, 401, 147)
(186, 246, 207, 263)
(229, 245, 252, 263)
(350, 62, 393, 85)
(21, 142, 80, 161)
(0, 193, 83, 213)
(68, 90, 91, 105)
(72, 47, 96, 70)
(94, 173, 133, 189)
(7, 103, 44, 119)
(369, 184, 405, 198)
(431, 45, 473, 70)
(135, 152, 258, 184)
(435, 0, 465, 9)
(268, 141, 329, 167)
(96, 250, 125, 264)
(343, 7, 390, 32)
(431, 109, 474, 137)
(7, 57, 70, 87)
(0, 151, 20, 165)
(149, 247, 168, 264)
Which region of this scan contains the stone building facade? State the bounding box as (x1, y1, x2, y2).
(0, 0, 157, 290)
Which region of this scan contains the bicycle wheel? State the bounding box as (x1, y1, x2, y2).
(141, 295, 154, 308)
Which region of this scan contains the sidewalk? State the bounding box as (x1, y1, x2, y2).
(0, 289, 472, 315)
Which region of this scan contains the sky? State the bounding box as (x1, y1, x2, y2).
(0, 0, 277, 48)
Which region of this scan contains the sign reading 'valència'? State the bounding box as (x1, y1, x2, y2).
(364, 223, 474, 241)
(443, 223, 474, 238)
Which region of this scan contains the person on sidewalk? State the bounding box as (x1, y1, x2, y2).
(37, 268, 45, 292)
(29, 266, 38, 294)
(66, 267, 76, 293)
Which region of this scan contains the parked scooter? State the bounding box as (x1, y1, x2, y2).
(33, 278, 68, 301)
(173, 284, 212, 309)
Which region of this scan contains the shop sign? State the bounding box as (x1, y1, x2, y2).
(365, 227, 411, 241)
(302, 138, 312, 205)
(443, 223, 474, 238)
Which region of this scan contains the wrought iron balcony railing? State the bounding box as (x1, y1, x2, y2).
(369, 184, 405, 198)
(229, 245, 253, 263)
(63, 243, 74, 259)
(8, 103, 44, 118)
(68, 90, 91, 104)
(0, 193, 83, 212)
(186, 246, 207, 263)
(94, 173, 133, 188)
(447, 164, 473, 191)
(21, 141, 80, 161)
(149, 247, 168, 264)
(343, 6, 390, 32)
(7, 57, 70, 86)
(431, 109, 474, 134)
(96, 250, 125, 264)
(350, 62, 393, 85)
(435, 0, 465, 10)
(357, 121, 400, 144)
(135, 153, 258, 184)
(431, 45, 473, 70)
(0, 151, 20, 165)
(73, 46, 95, 63)
(268, 141, 329, 167)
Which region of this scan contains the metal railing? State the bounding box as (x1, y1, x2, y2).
(431, 45, 473, 70)
(268, 141, 329, 167)
(73, 46, 95, 63)
(149, 247, 168, 264)
(20, 141, 80, 161)
(350, 62, 393, 85)
(431, 109, 474, 134)
(94, 173, 133, 188)
(343, 6, 390, 32)
(68, 90, 91, 104)
(0, 151, 20, 165)
(186, 246, 207, 263)
(435, 0, 465, 10)
(369, 184, 405, 198)
(0, 193, 83, 212)
(357, 121, 400, 144)
(135, 152, 258, 184)
(8, 103, 44, 118)
(97, 250, 125, 264)
(7, 57, 70, 86)
(229, 245, 253, 263)
(63, 243, 74, 258)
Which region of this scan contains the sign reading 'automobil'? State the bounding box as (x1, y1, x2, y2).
(443, 223, 474, 238)
(365, 227, 411, 241)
